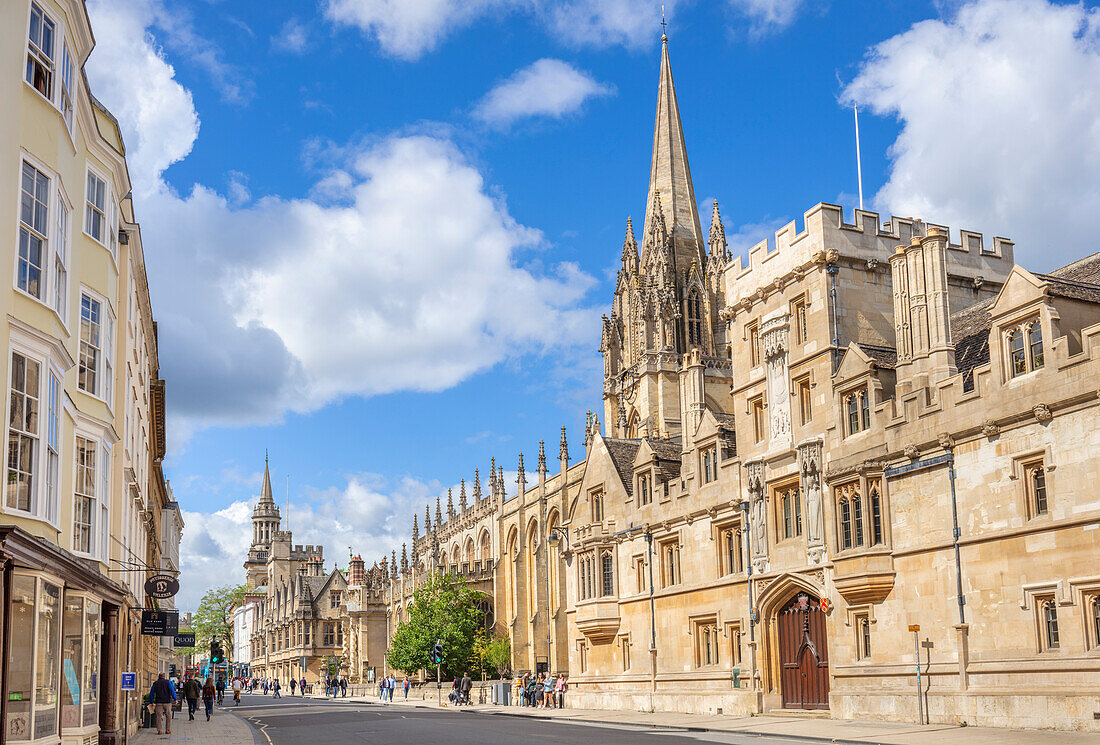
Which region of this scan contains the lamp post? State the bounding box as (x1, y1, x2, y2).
(545, 527, 570, 675)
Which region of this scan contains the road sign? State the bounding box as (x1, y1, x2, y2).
(140, 610, 180, 636)
(885, 454, 951, 479)
(908, 624, 920, 632)
(121, 672, 136, 691)
(173, 632, 195, 648)
(144, 574, 180, 599)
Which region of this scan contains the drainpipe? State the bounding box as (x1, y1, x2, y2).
(945, 446, 965, 625)
(827, 261, 840, 370)
(740, 501, 757, 703)
(645, 529, 656, 699)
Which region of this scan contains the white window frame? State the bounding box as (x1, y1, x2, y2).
(6, 350, 42, 516)
(83, 167, 108, 246)
(59, 42, 75, 136)
(77, 288, 114, 404)
(53, 183, 70, 323)
(25, 1, 57, 104)
(16, 160, 50, 301)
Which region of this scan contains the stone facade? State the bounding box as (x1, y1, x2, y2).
(315, 34, 1100, 732)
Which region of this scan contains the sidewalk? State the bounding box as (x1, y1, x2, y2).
(129, 706, 258, 745)
(304, 689, 1098, 745)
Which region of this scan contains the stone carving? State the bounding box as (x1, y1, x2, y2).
(972, 276, 985, 290)
(812, 249, 827, 265)
(825, 248, 840, 265)
(937, 432, 955, 450)
(798, 440, 825, 547)
(982, 421, 1000, 438)
(746, 461, 767, 559)
(1033, 404, 1053, 424)
(866, 258, 879, 271)
(761, 315, 791, 445)
(903, 444, 920, 460)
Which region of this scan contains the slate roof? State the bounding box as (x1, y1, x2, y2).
(604, 438, 642, 497)
(641, 437, 682, 483)
(861, 345, 898, 369)
(1034, 251, 1100, 303)
(951, 297, 995, 391)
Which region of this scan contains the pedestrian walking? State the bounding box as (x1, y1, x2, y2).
(273, 678, 281, 698)
(202, 677, 216, 721)
(183, 674, 201, 720)
(215, 676, 225, 704)
(340, 676, 347, 697)
(148, 672, 177, 735)
(403, 677, 410, 700)
(290, 678, 297, 696)
(300, 677, 307, 696)
(460, 671, 472, 706)
(232, 677, 242, 705)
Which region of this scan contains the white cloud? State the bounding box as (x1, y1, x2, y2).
(84, 3, 599, 438)
(844, 0, 1100, 270)
(271, 18, 309, 53)
(727, 0, 807, 34)
(474, 58, 614, 127)
(323, 0, 680, 59)
(175, 473, 441, 611)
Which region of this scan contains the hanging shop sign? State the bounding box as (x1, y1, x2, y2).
(173, 632, 196, 648)
(144, 574, 180, 599)
(140, 610, 180, 636)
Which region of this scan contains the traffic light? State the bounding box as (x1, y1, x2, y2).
(430, 642, 443, 665)
(210, 637, 225, 665)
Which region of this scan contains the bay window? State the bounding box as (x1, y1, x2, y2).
(26, 3, 56, 100)
(18, 163, 49, 299)
(7, 353, 40, 513)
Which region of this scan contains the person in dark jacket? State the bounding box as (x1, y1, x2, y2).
(182, 675, 202, 720)
(460, 672, 472, 705)
(202, 677, 216, 721)
(148, 672, 177, 735)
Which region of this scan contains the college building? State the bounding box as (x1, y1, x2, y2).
(1, 2, 180, 743)
(233, 32, 1100, 732)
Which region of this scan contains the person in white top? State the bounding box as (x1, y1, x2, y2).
(232, 678, 243, 705)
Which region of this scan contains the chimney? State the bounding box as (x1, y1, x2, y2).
(348, 554, 365, 586)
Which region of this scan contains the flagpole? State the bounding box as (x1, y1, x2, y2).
(854, 105, 864, 211)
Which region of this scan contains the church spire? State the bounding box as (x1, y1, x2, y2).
(643, 33, 704, 265)
(259, 456, 275, 506)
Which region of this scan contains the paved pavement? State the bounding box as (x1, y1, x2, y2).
(128, 700, 259, 744)
(131, 691, 1099, 745)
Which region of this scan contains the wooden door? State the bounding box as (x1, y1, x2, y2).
(778, 593, 830, 709)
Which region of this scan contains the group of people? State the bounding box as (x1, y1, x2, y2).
(376, 674, 409, 702)
(324, 676, 350, 696)
(147, 672, 221, 735)
(514, 672, 568, 709)
(449, 673, 474, 705)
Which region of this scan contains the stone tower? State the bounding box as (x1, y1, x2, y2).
(602, 32, 729, 440)
(245, 454, 281, 588)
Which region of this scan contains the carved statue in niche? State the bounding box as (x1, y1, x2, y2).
(761, 317, 791, 445)
(799, 441, 824, 546)
(746, 462, 767, 557)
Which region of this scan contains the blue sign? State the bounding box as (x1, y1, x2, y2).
(121, 672, 136, 691)
(884, 453, 952, 479)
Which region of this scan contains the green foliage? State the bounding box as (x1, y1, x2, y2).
(471, 629, 511, 679)
(386, 573, 486, 679)
(175, 583, 246, 659)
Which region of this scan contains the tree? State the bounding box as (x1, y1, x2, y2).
(175, 584, 246, 659)
(387, 573, 486, 679)
(472, 630, 511, 679)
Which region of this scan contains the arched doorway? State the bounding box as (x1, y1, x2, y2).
(778, 593, 830, 709)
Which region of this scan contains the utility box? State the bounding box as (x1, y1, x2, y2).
(491, 682, 510, 706)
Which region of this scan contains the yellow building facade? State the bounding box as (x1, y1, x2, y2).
(1, 2, 175, 743)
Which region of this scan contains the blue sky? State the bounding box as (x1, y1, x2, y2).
(83, 0, 1100, 609)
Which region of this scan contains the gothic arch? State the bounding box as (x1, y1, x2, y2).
(478, 528, 492, 562)
(464, 536, 475, 565)
(451, 544, 461, 565)
(505, 527, 519, 623)
(755, 572, 830, 704)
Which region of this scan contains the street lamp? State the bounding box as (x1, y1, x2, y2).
(545, 527, 570, 675)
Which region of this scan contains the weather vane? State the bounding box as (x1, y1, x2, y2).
(661, 5, 668, 38)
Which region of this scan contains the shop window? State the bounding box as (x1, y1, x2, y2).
(7, 575, 62, 741)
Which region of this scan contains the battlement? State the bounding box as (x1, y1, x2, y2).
(724, 203, 1015, 302)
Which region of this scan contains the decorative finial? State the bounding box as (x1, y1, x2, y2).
(538, 440, 547, 474)
(661, 5, 668, 41)
(460, 479, 468, 511)
(447, 488, 455, 519)
(560, 425, 569, 464)
(265, 449, 269, 465)
(473, 468, 482, 501)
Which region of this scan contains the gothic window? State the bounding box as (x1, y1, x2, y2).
(626, 412, 639, 439)
(638, 472, 651, 505)
(844, 388, 871, 436)
(323, 623, 334, 646)
(620, 636, 631, 671)
(726, 622, 743, 666)
(797, 377, 812, 425)
(1007, 319, 1043, 378)
(660, 539, 681, 587)
(601, 550, 615, 596)
(694, 619, 719, 667)
(869, 480, 884, 545)
(634, 555, 646, 594)
(778, 484, 802, 540)
(747, 322, 761, 367)
(751, 396, 765, 443)
(591, 490, 604, 522)
(855, 613, 872, 660)
(701, 446, 718, 484)
(791, 297, 808, 344)
(836, 482, 864, 550)
(1039, 597, 1059, 651)
(687, 290, 703, 346)
(1025, 461, 1048, 517)
(718, 525, 741, 575)
(1089, 594, 1100, 650)
(330, 591, 341, 609)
